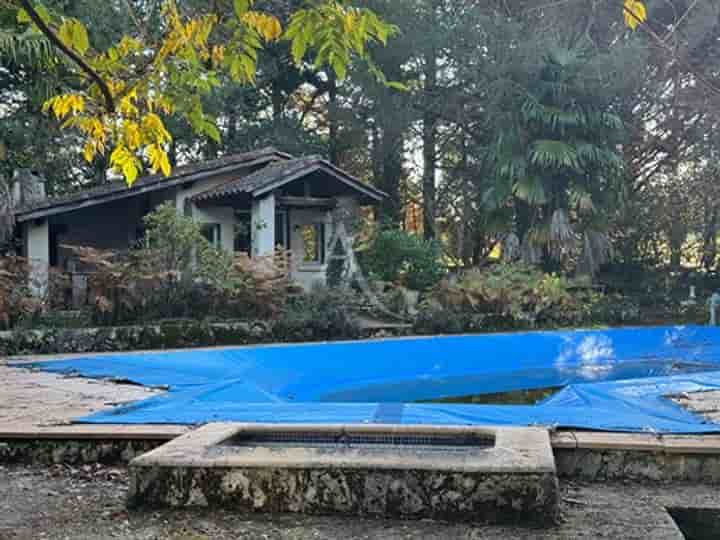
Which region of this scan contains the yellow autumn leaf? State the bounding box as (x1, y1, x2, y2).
(159, 153, 171, 176)
(344, 12, 356, 34)
(624, 0, 647, 30)
(119, 90, 139, 117)
(87, 118, 106, 142)
(42, 94, 85, 119)
(147, 144, 171, 177)
(82, 141, 96, 162)
(242, 12, 282, 41)
(141, 113, 172, 145)
(110, 144, 141, 186)
(123, 161, 139, 185)
(123, 121, 142, 150)
(211, 45, 225, 65)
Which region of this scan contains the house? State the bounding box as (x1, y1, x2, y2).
(10, 148, 386, 292)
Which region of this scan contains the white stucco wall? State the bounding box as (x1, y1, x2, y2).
(251, 194, 276, 257)
(25, 219, 49, 295)
(176, 179, 238, 254)
(288, 208, 332, 290)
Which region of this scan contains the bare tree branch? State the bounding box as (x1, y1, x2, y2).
(623, 3, 720, 99)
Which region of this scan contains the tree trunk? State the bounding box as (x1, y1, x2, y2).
(702, 207, 718, 271)
(377, 126, 404, 225)
(374, 81, 405, 226)
(422, 42, 438, 240)
(328, 75, 340, 165)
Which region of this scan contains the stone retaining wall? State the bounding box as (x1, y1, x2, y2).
(0, 320, 406, 356)
(5, 439, 720, 485)
(555, 448, 720, 483)
(0, 439, 164, 465)
(0, 321, 271, 356)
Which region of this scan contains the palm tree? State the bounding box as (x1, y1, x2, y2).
(488, 45, 625, 274)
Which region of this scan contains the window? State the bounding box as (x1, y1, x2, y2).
(301, 223, 325, 264)
(200, 223, 222, 248)
(234, 212, 251, 254)
(235, 211, 288, 255)
(275, 211, 289, 249)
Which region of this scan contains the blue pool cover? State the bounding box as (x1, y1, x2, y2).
(23, 325, 720, 433)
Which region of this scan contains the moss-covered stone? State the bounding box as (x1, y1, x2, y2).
(0, 320, 405, 356)
(554, 448, 720, 483)
(0, 439, 164, 465)
(127, 465, 560, 525)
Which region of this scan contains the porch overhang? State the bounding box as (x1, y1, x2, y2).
(190, 157, 387, 207)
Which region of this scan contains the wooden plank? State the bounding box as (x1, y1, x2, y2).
(278, 196, 337, 208)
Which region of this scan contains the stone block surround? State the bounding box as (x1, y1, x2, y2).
(127, 423, 560, 525)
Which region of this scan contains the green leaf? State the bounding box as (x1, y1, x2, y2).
(34, 5, 51, 25)
(72, 20, 89, 54)
(386, 80, 408, 91)
(17, 4, 51, 26)
(290, 33, 307, 64)
(16, 9, 31, 23)
(58, 19, 89, 55)
(204, 122, 221, 143)
(329, 52, 347, 80)
(234, 0, 251, 19)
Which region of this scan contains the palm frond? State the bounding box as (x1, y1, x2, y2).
(528, 139, 580, 171)
(522, 99, 586, 134)
(578, 230, 612, 276)
(0, 28, 56, 67)
(514, 175, 547, 205)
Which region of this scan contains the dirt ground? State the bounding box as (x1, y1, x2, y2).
(2, 464, 716, 540)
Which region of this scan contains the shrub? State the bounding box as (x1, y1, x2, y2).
(414, 304, 483, 335)
(272, 286, 361, 342)
(0, 257, 41, 329)
(423, 262, 588, 331)
(199, 249, 293, 319)
(68, 245, 147, 325)
(359, 228, 445, 291)
(68, 203, 294, 325)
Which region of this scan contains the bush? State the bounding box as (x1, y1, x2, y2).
(272, 286, 361, 342)
(0, 257, 41, 329)
(422, 262, 590, 331)
(199, 249, 293, 319)
(359, 228, 445, 291)
(70, 204, 292, 325)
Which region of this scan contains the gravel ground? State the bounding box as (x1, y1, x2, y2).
(3, 464, 718, 540)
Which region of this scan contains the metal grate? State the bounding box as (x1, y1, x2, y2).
(222, 430, 495, 451)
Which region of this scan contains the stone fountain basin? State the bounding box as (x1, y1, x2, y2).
(128, 423, 559, 525)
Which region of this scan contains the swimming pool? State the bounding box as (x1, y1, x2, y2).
(25, 325, 720, 433)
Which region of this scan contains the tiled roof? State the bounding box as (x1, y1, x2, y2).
(14, 147, 291, 220)
(191, 156, 387, 203)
